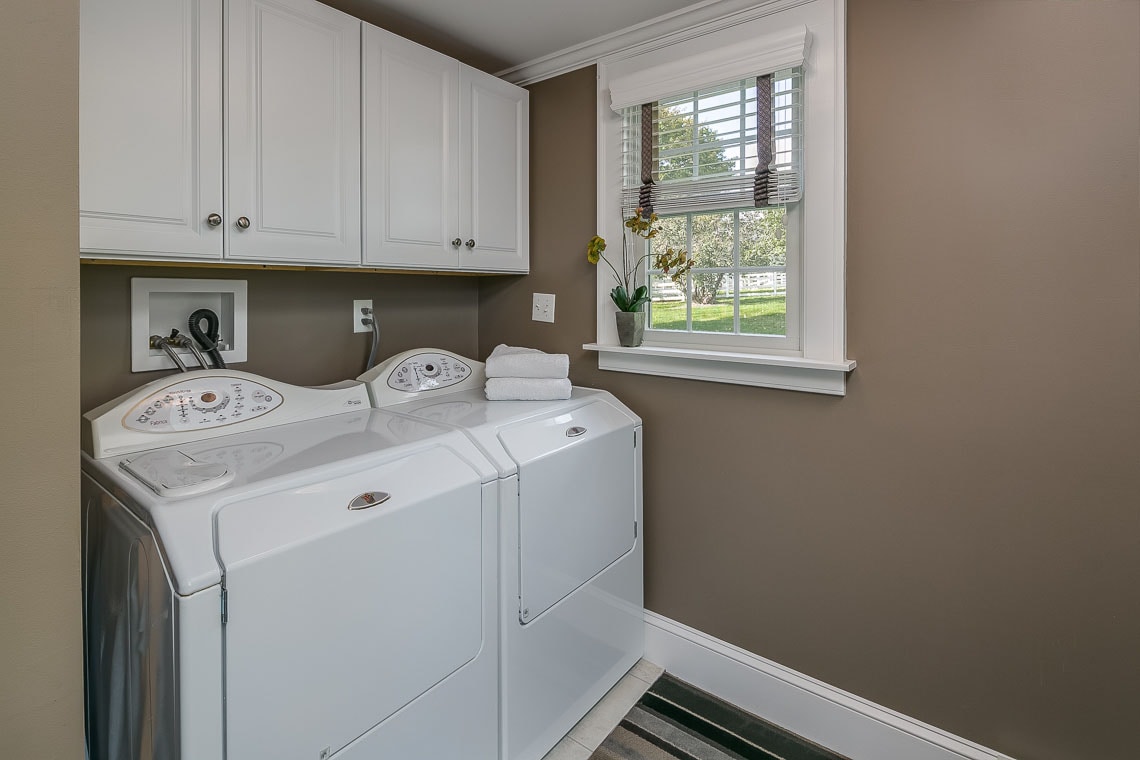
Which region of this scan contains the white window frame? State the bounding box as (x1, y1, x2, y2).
(585, 0, 854, 395)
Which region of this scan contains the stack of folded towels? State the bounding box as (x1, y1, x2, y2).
(484, 344, 572, 401)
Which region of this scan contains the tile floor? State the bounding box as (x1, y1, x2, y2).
(540, 659, 666, 760)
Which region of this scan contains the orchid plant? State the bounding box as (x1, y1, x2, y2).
(587, 208, 693, 312)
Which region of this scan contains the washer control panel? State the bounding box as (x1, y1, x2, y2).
(386, 352, 473, 394)
(122, 377, 284, 433)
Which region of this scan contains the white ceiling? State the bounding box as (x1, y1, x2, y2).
(358, 0, 708, 71)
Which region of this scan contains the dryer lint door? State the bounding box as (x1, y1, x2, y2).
(216, 447, 485, 760)
(499, 401, 637, 623)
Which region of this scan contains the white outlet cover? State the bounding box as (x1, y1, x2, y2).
(131, 278, 248, 372)
(354, 299, 373, 333)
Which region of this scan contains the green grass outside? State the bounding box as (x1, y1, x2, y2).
(649, 293, 787, 335)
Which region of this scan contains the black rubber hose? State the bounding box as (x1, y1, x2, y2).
(188, 308, 226, 369)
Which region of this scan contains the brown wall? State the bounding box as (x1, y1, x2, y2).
(0, 0, 85, 756)
(80, 266, 481, 411)
(477, 3, 1140, 759)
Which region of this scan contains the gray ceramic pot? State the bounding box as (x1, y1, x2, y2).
(615, 311, 645, 347)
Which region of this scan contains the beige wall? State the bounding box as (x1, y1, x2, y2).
(477, 3, 1140, 759)
(80, 266, 481, 411)
(0, 0, 85, 756)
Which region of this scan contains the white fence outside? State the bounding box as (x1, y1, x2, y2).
(651, 270, 786, 301)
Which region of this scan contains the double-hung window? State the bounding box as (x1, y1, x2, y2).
(622, 71, 803, 353)
(590, 0, 853, 395)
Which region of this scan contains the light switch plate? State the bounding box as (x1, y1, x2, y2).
(532, 293, 555, 323)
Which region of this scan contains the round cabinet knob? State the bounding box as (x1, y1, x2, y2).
(236, 216, 251, 230)
(206, 213, 223, 227)
(451, 238, 462, 248)
(465, 239, 476, 249)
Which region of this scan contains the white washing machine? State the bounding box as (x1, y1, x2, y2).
(81, 370, 501, 760)
(358, 349, 645, 760)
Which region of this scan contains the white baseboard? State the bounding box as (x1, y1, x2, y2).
(644, 611, 1015, 760)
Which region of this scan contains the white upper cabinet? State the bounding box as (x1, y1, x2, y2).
(80, 0, 224, 259)
(227, 0, 361, 264)
(81, 3, 525, 272)
(459, 65, 529, 273)
(363, 25, 460, 269)
(363, 28, 528, 273)
(81, 0, 360, 265)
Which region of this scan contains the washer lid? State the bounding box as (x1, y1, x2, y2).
(82, 408, 497, 596)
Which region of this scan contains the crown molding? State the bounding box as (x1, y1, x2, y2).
(494, 0, 816, 86)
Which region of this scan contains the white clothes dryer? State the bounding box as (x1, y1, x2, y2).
(358, 350, 645, 760)
(81, 370, 501, 760)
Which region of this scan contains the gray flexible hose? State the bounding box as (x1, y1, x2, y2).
(150, 335, 189, 372)
(169, 331, 210, 369)
(363, 308, 380, 371)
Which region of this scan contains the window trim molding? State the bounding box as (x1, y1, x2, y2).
(593, 0, 852, 395)
(583, 343, 855, 395)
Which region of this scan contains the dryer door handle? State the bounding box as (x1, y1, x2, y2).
(348, 491, 391, 510)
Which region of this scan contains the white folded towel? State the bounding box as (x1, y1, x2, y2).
(485, 377, 572, 401)
(485, 344, 569, 379)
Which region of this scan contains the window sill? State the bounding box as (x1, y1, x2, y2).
(583, 343, 856, 395)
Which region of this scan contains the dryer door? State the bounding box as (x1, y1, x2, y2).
(216, 447, 485, 760)
(499, 401, 637, 623)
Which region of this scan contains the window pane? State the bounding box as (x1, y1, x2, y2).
(655, 214, 687, 253)
(739, 283, 787, 336)
(739, 208, 786, 267)
(697, 104, 741, 127)
(648, 272, 686, 331)
(690, 211, 734, 270)
(691, 274, 735, 333)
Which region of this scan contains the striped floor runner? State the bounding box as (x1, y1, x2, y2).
(589, 673, 850, 760)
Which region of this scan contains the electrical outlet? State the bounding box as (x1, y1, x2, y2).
(532, 293, 555, 323)
(353, 299, 373, 333)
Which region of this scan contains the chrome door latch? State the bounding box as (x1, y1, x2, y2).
(348, 491, 391, 510)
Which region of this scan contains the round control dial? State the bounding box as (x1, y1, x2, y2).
(188, 390, 230, 414)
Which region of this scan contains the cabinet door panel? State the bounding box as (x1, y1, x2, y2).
(460, 66, 529, 272)
(80, 0, 223, 259)
(227, 0, 360, 264)
(363, 26, 459, 269)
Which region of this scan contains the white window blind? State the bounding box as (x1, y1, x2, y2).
(621, 68, 803, 218)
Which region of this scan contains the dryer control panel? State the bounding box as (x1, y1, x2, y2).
(386, 352, 472, 393)
(359, 349, 487, 407)
(123, 377, 283, 432)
